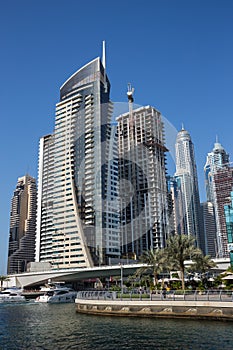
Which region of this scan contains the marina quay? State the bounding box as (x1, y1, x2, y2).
(75, 290, 233, 321)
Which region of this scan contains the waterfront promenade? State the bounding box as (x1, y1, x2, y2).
(75, 290, 233, 321)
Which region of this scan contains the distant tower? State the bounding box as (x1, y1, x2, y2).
(166, 175, 180, 236)
(201, 202, 217, 258)
(7, 175, 37, 274)
(213, 166, 233, 257)
(174, 127, 202, 249)
(204, 139, 229, 203)
(224, 190, 233, 268)
(204, 140, 233, 257)
(117, 91, 169, 259)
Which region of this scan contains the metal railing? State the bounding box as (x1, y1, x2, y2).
(77, 290, 233, 302)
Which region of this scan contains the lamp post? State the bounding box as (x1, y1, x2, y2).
(120, 264, 123, 294)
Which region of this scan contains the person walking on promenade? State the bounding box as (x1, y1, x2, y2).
(162, 287, 166, 299)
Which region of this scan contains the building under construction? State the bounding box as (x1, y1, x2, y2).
(117, 91, 169, 259)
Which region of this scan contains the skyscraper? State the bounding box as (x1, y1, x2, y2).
(35, 134, 54, 263)
(166, 175, 180, 236)
(8, 175, 37, 274)
(224, 190, 233, 268)
(117, 101, 169, 259)
(36, 45, 120, 268)
(204, 140, 229, 203)
(204, 140, 233, 257)
(174, 127, 202, 249)
(201, 201, 217, 257)
(213, 167, 233, 257)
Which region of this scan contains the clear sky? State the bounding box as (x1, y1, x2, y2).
(1, 0, 233, 274)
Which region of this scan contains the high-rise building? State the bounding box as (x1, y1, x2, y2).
(213, 166, 233, 257)
(224, 190, 233, 268)
(117, 102, 169, 259)
(174, 127, 202, 249)
(35, 134, 54, 263)
(204, 140, 233, 258)
(166, 175, 181, 236)
(204, 140, 229, 203)
(201, 202, 217, 257)
(36, 46, 120, 268)
(8, 175, 37, 274)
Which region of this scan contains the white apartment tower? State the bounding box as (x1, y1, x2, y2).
(35, 134, 54, 263)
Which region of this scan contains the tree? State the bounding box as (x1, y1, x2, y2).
(165, 234, 201, 290)
(136, 248, 168, 289)
(0, 275, 9, 291)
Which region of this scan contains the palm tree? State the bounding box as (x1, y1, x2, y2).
(0, 275, 9, 291)
(165, 234, 201, 290)
(136, 248, 168, 289)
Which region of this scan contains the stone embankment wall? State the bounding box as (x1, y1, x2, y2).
(75, 299, 233, 321)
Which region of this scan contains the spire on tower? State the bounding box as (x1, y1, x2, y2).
(102, 40, 106, 69)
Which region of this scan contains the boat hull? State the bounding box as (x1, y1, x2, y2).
(35, 293, 77, 303)
(0, 296, 26, 303)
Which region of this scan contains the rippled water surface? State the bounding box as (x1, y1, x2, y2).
(0, 302, 232, 349)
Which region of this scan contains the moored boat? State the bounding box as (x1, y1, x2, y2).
(35, 281, 77, 303)
(0, 288, 26, 303)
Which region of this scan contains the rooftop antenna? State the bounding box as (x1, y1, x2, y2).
(102, 40, 106, 69)
(102, 40, 107, 92)
(181, 123, 184, 130)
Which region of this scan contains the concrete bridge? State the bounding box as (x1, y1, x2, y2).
(6, 264, 142, 288)
(5, 257, 230, 289)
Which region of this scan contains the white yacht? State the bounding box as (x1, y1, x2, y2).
(0, 288, 26, 303)
(35, 282, 77, 303)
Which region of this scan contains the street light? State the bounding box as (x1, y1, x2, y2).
(120, 263, 123, 294)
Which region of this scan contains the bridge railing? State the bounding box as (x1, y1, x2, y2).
(76, 290, 233, 302)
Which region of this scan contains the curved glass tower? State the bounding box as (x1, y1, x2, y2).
(36, 54, 120, 268)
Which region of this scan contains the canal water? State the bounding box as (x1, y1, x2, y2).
(0, 302, 232, 349)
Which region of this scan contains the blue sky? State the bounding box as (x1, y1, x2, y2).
(1, 0, 233, 274)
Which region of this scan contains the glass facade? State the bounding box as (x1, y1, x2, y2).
(224, 191, 233, 268)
